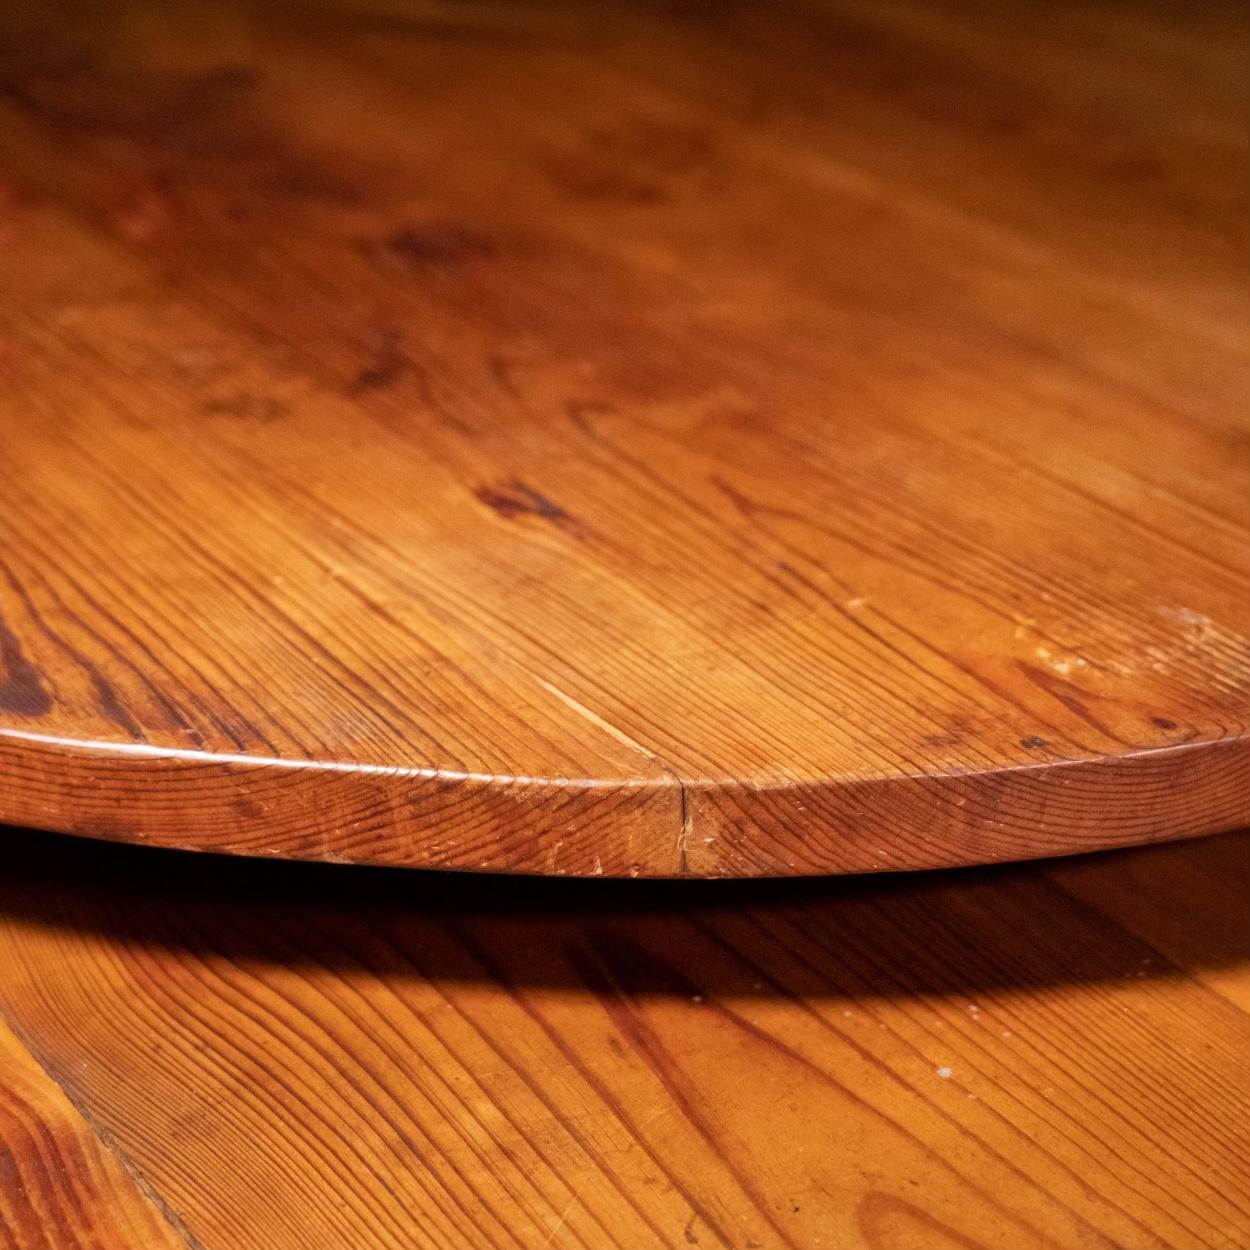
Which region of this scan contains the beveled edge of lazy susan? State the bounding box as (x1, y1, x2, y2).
(1, 727, 1246, 877)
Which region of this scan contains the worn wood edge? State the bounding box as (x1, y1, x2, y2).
(2, 728, 1246, 877)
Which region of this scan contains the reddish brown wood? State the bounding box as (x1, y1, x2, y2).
(0, 0, 1247, 874)
(0, 1015, 185, 1250)
(0, 827, 1247, 1248)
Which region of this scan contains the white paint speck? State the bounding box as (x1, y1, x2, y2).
(1034, 644, 1087, 676)
(936, 1066, 953, 1080)
(1168, 606, 1212, 628)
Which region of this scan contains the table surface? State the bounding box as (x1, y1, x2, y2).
(1, 0, 1247, 875)
(0, 824, 1247, 1250)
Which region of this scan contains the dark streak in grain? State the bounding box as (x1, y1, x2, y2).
(475, 481, 572, 525)
(347, 331, 407, 394)
(0, 604, 52, 716)
(373, 225, 498, 270)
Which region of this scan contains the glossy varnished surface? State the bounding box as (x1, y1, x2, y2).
(0, 826, 1247, 1248)
(1, 0, 1247, 874)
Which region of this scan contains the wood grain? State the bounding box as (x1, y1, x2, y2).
(0, 1015, 187, 1250)
(1, 0, 1247, 874)
(0, 825, 1247, 1249)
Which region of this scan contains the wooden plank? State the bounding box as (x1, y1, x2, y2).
(0, 0, 1247, 874)
(0, 1015, 188, 1250)
(0, 825, 1246, 1248)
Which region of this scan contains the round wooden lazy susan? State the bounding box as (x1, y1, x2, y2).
(1, 0, 1246, 876)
